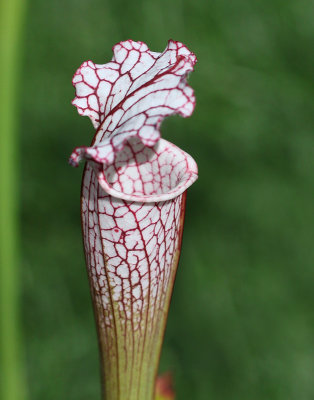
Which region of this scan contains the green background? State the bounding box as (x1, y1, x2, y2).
(12, 0, 314, 398)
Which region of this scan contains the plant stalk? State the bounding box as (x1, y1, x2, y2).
(0, 0, 27, 399)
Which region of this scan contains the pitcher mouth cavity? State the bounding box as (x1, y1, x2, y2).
(91, 137, 198, 203)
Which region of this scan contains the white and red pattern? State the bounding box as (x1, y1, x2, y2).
(70, 39, 197, 168)
(81, 162, 187, 399)
(70, 40, 198, 399)
(82, 139, 190, 327)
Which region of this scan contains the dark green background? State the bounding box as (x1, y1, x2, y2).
(21, 0, 314, 399)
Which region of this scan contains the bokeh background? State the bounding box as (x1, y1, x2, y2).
(3, 0, 314, 399)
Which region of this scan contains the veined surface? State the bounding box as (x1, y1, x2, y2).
(70, 39, 197, 167)
(82, 163, 186, 400)
(95, 136, 198, 202)
(71, 39, 197, 400)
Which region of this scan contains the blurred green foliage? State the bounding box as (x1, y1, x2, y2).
(19, 0, 314, 399)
